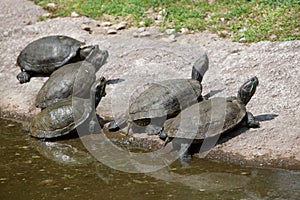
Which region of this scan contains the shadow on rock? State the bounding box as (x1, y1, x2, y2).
(255, 114, 278, 122)
(106, 78, 125, 85)
(203, 89, 224, 99)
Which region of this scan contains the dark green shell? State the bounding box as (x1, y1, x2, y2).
(35, 48, 108, 109)
(30, 97, 92, 139)
(164, 97, 246, 140)
(17, 35, 84, 73)
(129, 79, 203, 125)
(35, 61, 96, 109)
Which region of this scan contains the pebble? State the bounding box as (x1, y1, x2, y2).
(165, 28, 175, 35)
(46, 3, 56, 8)
(101, 21, 112, 27)
(71, 11, 80, 17)
(42, 13, 51, 18)
(64, 187, 71, 191)
(139, 21, 145, 26)
(116, 22, 127, 30)
(139, 31, 151, 37)
(39, 179, 56, 186)
(137, 27, 146, 33)
(3, 31, 9, 37)
(239, 37, 247, 43)
(107, 29, 117, 34)
(180, 28, 189, 34)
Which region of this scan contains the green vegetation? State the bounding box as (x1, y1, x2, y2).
(32, 0, 300, 42)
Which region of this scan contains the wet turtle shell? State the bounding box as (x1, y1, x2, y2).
(163, 96, 247, 141)
(30, 97, 93, 138)
(160, 76, 259, 161)
(35, 46, 108, 109)
(30, 77, 106, 139)
(16, 35, 94, 84)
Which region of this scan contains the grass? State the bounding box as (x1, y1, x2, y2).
(32, 0, 300, 42)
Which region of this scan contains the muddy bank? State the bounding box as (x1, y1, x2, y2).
(0, 0, 299, 169)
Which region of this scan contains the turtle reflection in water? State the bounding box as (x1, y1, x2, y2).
(16, 35, 96, 84)
(159, 76, 260, 161)
(109, 52, 209, 135)
(32, 140, 95, 166)
(30, 77, 107, 139)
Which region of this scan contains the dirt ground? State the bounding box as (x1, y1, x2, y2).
(0, 0, 299, 169)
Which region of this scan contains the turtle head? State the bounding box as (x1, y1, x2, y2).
(85, 45, 109, 71)
(237, 76, 259, 105)
(92, 77, 107, 108)
(79, 45, 96, 59)
(191, 52, 209, 82)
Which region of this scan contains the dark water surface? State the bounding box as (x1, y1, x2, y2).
(0, 118, 299, 200)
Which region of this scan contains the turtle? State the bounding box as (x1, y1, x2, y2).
(35, 45, 109, 109)
(108, 52, 209, 135)
(29, 77, 106, 139)
(159, 76, 260, 161)
(16, 35, 96, 84)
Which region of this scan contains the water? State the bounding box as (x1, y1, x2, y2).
(0, 118, 299, 200)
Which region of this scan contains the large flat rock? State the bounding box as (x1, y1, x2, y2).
(0, 0, 299, 169)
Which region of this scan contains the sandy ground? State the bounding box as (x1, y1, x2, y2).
(0, 0, 299, 169)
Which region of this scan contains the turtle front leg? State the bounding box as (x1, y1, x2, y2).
(17, 71, 31, 84)
(246, 112, 260, 128)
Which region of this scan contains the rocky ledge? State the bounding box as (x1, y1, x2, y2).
(1, 0, 299, 170)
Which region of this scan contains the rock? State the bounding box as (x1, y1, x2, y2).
(137, 27, 146, 33)
(71, 11, 80, 17)
(101, 21, 112, 27)
(107, 29, 117, 34)
(139, 21, 145, 27)
(165, 29, 175, 35)
(115, 22, 127, 30)
(46, 3, 56, 9)
(180, 28, 189, 34)
(239, 37, 247, 43)
(81, 24, 92, 33)
(139, 31, 151, 37)
(42, 13, 51, 18)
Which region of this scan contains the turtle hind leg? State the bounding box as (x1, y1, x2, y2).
(17, 71, 30, 84)
(246, 112, 260, 128)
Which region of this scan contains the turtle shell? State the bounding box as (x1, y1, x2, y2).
(164, 96, 246, 140)
(35, 48, 108, 109)
(129, 79, 203, 124)
(30, 97, 92, 139)
(17, 35, 84, 73)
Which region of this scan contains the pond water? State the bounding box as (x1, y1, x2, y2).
(0, 118, 299, 200)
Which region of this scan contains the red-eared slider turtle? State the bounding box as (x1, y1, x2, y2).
(35, 46, 108, 109)
(30, 77, 106, 139)
(159, 76, 259, 161)
(16, 35, 95, 84)
(108, 53, 209, 135)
